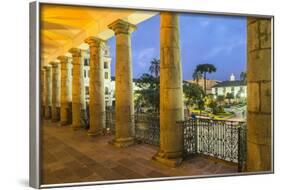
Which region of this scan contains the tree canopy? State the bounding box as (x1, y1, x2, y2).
(194, 63, 217, 93)
(183, 83, 205, 109)
(135, 58, 160, 112)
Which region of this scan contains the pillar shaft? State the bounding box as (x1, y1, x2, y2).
(85, 37, 105, 136)
(246, 17, 272, 172)
(58, 56, 72, 125)
(44, 65, 52, 119)
(69, 48, 86, 129)
(154, 12, 184, 167)
(50, 62, 61, 122)
(108, 19, 136, 147)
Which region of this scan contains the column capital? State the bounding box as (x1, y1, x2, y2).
(85, 36, 105, 48)
(43, 65, 51, 70)
(68, 48, 81, 57)
(49, 61, 59, 68)
(57, 55, 69, 64)
(108, 19, 136, 35)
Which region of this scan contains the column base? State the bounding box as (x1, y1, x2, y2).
(152, 151, 183, 167)
(110, 137, 134, 148)
(87, 129, 102, 137)
(60, 120, 68, 126)
(45, 106, 52, 120)
(72, 125, 81, 130)
(51, 118, 60, 123)
(51, 107, 60, 122)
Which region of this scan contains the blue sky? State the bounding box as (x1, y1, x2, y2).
(108, 13, 246, 81)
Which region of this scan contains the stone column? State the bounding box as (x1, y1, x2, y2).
(247, 17, 272, 172)
(58, 55, 72, 125)
(153, 12, 184, 167)
(85, 37, 105, 136)
(80, 50, 87, 126)
(43, 65, 52, 120)
(50, 61, 61, 122)
(40, 68, 45, 118)
(69, 48, 86, 129)
(108, 19, 136, 147)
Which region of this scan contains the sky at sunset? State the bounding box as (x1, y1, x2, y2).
(108, 13, 246, 81)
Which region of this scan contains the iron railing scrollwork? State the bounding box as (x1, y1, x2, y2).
(105, 108, 116, 133)
(105, 110, 247, 171)
(105, 110, 160, 145)
(178, 118, 247, 172)
(135, 113, 160, 146)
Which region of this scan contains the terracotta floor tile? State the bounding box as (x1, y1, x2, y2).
(41, 120, 238, 185)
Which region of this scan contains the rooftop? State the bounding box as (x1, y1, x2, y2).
(212, 80, 246, 88)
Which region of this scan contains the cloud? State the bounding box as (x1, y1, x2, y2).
(137, 47, 155, 68)
(205, 40, 246, 59)
(200, 21, 210, 27)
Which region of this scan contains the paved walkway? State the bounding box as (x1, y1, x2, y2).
(41, 120, 238, 185)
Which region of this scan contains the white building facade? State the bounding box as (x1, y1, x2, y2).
(211, 74, 247, 99)
(70, 44, 140, 108)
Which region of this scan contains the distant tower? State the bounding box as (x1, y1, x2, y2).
(230, 73, 235, 81)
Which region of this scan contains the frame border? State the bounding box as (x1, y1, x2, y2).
(29, 1, 275, 189)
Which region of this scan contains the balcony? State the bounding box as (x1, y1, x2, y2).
(41, 114, 244, 185)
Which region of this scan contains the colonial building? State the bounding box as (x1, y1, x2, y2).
(69, 45, 114, 107)
(74, 43, 140, 108)
(187, 78, 220, 94)
(211, 74, 247, 99)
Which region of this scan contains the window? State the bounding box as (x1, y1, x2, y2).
(105, 87, 109, 95)
(84, 70, 87, 78)
(104, 72, 108, 79)
(84, 58, 89, 66)
(104, 62, 108, 69)
(85, 86, 89, 95)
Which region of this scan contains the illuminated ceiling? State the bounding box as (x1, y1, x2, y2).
(40, 4, 158, 65)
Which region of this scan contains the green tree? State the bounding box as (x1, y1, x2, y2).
(149, 58, 160, 78)
(135, 73, 160, 112)
(192, 70, 202, 85)
(226, 92, 234, 104)
(183, 83, 205, 109)
(135, 58, 160, 113)
(217, 95, 225, 105)
(208, 100, 218, 114)
(194, 64, 217, 93)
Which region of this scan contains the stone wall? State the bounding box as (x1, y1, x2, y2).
(247, 17, 272, 172)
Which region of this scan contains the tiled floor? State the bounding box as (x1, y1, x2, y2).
(41, 120, 238, 185)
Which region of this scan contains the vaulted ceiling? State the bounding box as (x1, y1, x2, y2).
(40, 4, 158, 65)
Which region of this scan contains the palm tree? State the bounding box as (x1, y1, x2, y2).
(194, 63, 217, 93)
(192, 70, 202, 85)
(149, 58, 160, 78)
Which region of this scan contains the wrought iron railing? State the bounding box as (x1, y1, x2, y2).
(178, 118, 247, 171)
(105, 108, 116, 133)
(105, 110, 160, 145)
(135, 113, 160, 146)
(105, 111, 247, 171)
